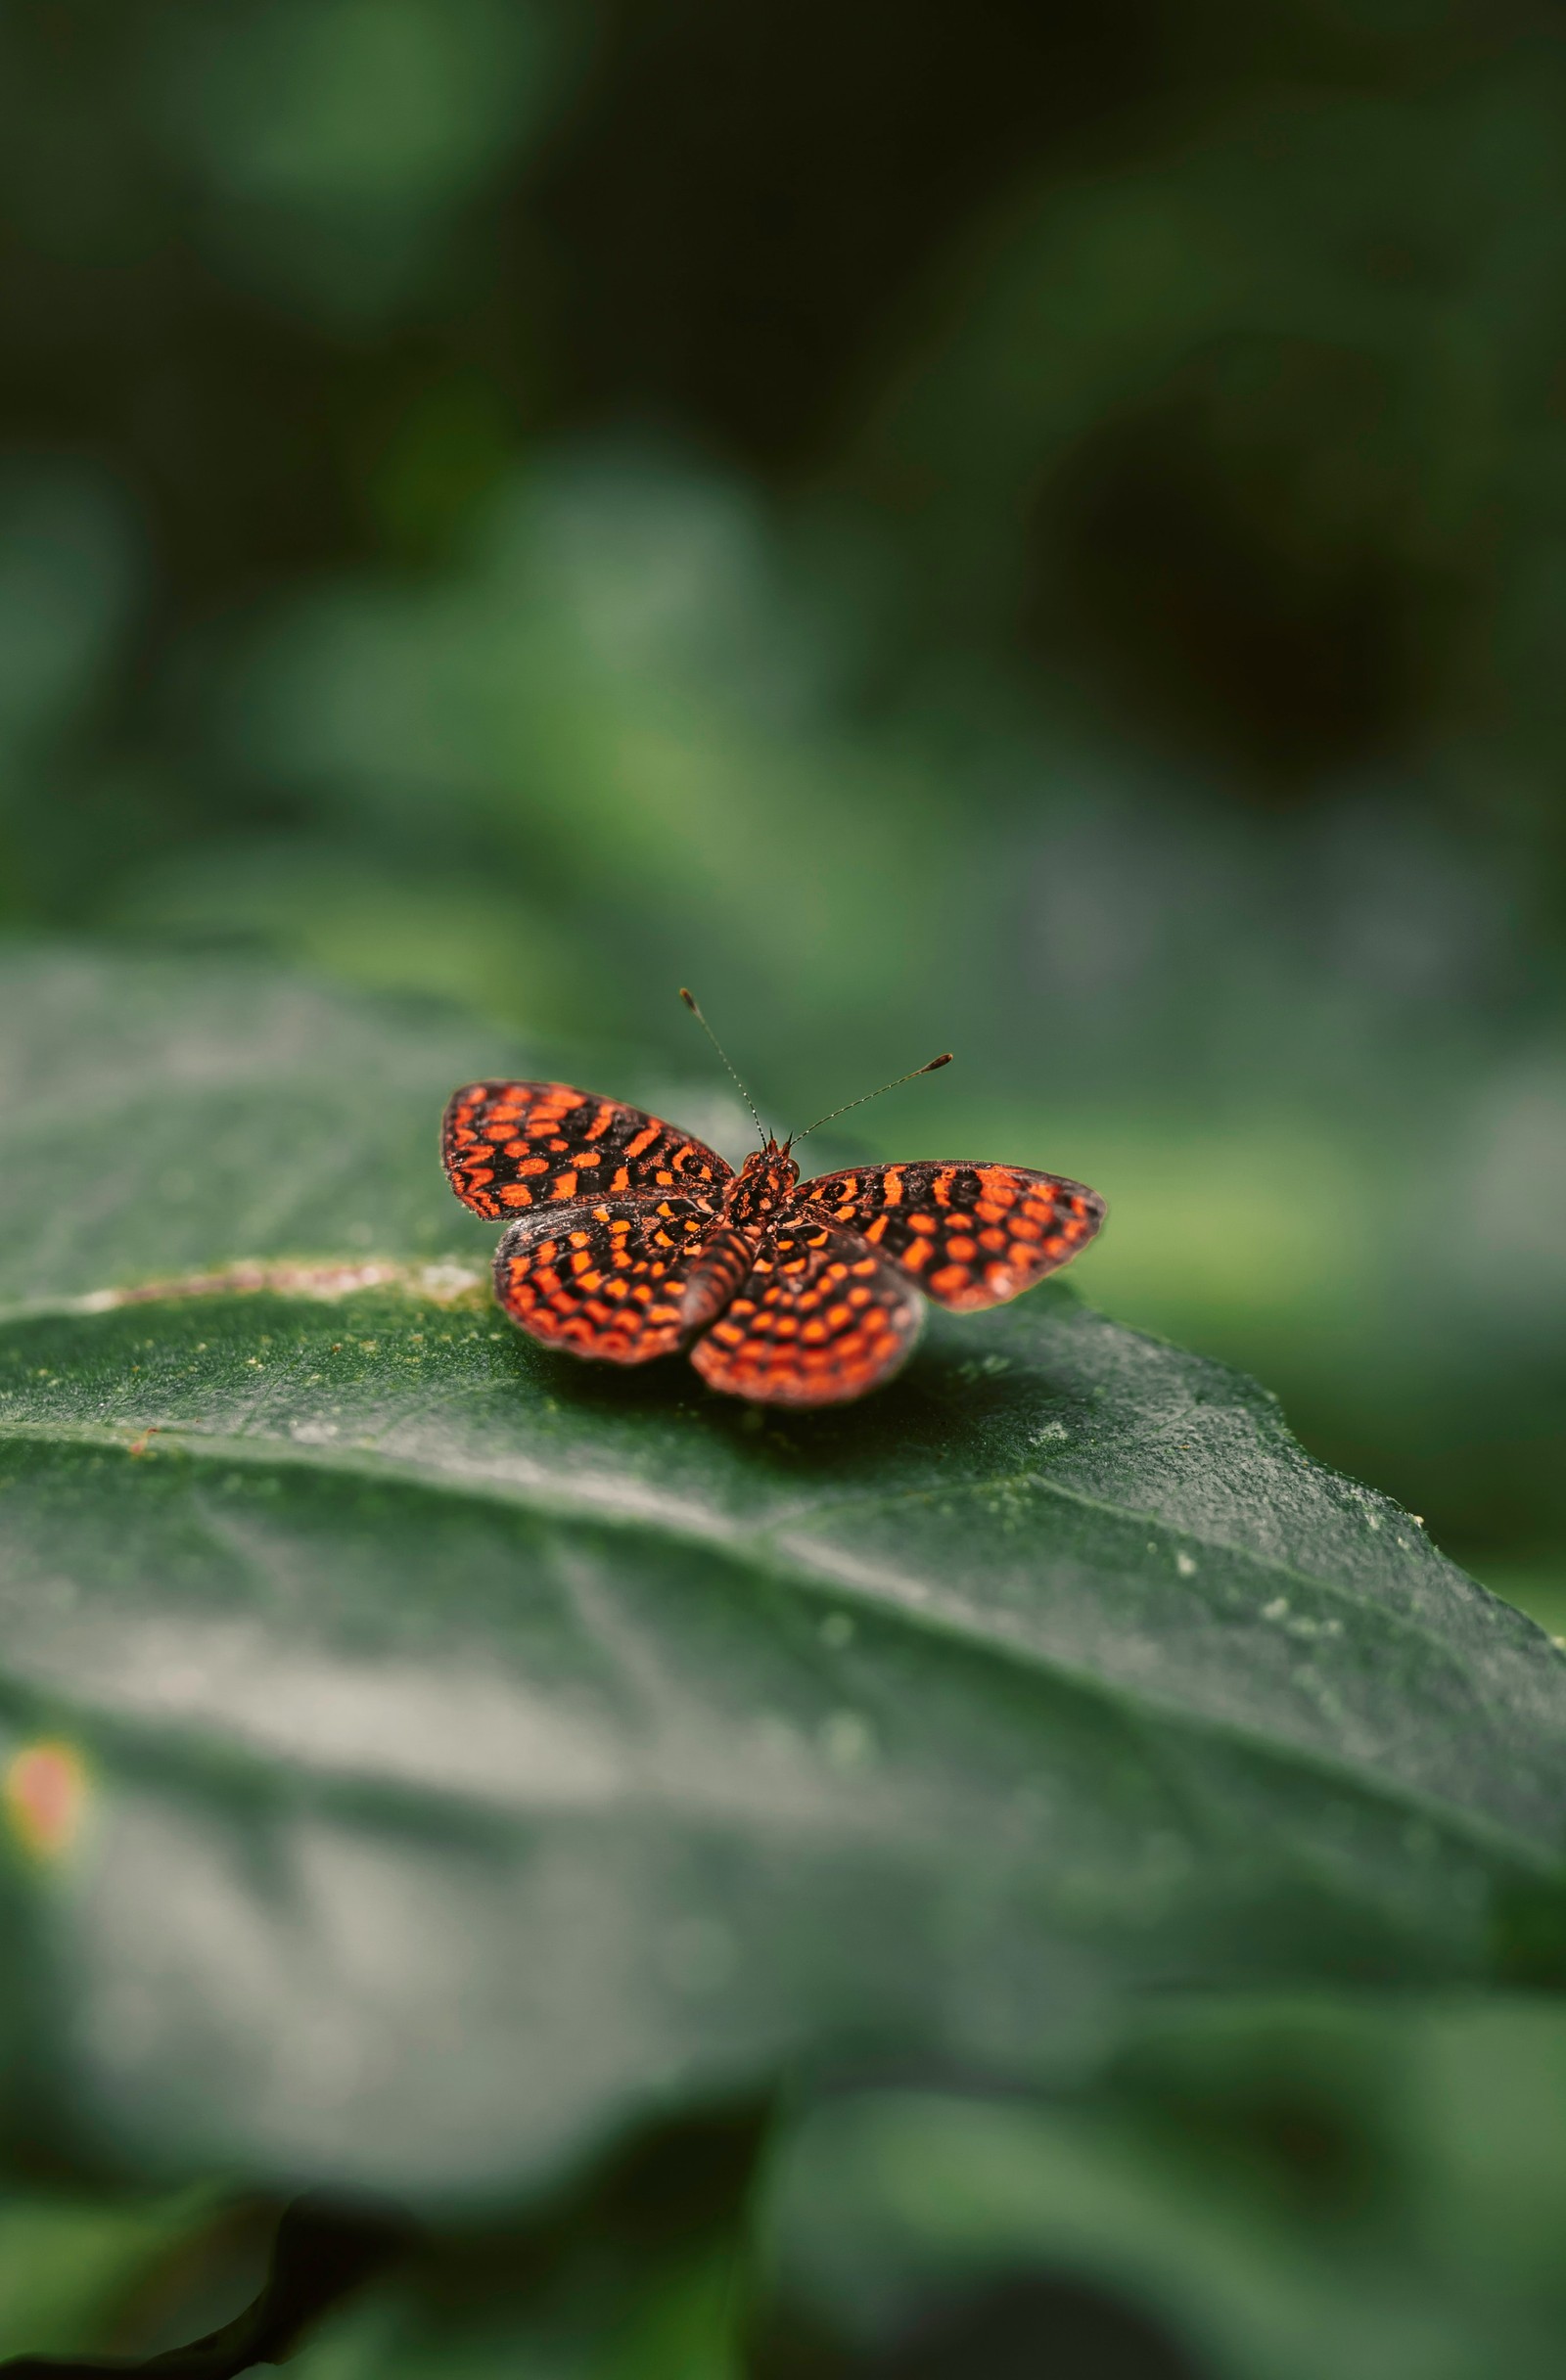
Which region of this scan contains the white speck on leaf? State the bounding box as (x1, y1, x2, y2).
(819, 1710, 875, 1771)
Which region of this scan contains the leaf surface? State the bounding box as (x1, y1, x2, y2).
(0, 947, 1561, 2206)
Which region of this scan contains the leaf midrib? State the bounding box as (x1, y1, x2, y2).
(0, 1388, 1516, 1667)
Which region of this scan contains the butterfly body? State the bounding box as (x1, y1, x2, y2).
(442, 1082, 1104, 1406)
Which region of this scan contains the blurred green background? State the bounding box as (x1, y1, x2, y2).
(2, 0, 1564, 1625)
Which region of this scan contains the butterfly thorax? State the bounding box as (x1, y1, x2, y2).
(721, 1144, 800, 1231)
(673, 1147, 800, 1340)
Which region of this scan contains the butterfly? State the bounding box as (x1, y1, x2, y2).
(441, 996, 1105, 1407)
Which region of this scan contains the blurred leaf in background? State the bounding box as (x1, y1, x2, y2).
(150, 0, 577, 331)
(751, 1994, 1566, 2380)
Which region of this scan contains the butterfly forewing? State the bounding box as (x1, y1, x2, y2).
(690, 1219, 921, 1406)
(494, 1196, 714, 1363)
(796, 1162, 1105, 1311)
(443, 1080, 732, 1220)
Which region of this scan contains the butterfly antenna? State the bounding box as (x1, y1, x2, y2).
(679, 988, 769, 1145)
(790, 1052, 953, 1148)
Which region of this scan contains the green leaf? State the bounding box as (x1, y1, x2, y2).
(283, 2241, 742, 2380)
(0, 2179, 247, 2360)
(0, 945, 1561, 2209)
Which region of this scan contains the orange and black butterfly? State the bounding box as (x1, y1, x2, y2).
(441, 995, 1105, 1407)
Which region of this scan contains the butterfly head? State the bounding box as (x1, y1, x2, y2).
(725, 1142, 801, 1227)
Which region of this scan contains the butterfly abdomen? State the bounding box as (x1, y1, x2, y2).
(679, 1223, 759, 1337)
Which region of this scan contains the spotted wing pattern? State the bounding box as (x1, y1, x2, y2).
(443, 1080, 732, 1221)
(796, 1162, 1104, 1311)
(494, 1197, 714, 1363)
(691, 1219, 921, 1406)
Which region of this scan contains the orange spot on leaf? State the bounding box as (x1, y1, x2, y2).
(4, 1741, 88, 1860)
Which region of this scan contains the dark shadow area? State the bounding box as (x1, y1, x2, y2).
(754, 2271, 1212, 2379)
(1027, 383, 1446, 790)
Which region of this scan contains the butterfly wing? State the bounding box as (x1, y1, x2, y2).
(494, 1196, 715, 1363)
(690, 1218, 921, 1405)
(796, 1163, 1104, 1311)
(443, 1080, 732, 1220)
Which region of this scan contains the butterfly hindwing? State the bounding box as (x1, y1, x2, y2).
(494, 1196, 715, 1363)
(443, 1080, 732, 1221)
(690, 1218, 921, 1406)
(796, 1162, 1105, 1311)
